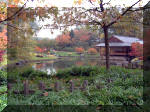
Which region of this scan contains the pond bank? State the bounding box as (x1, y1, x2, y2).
(1, 56, 57, 70)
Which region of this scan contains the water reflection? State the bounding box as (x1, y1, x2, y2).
(33, 57, 101, 75)
(7, 57, 129, 76)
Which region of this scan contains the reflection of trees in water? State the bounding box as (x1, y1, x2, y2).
(35, 62, 56, 75)
(32, 58, 101, 74)
(54, 59, 75, 69)
(87, 60, 97, 66)
(75, 61, 84, 66)
(53, 58, 100, 68)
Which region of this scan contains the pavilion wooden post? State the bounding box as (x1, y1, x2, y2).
(80, 80, 88, 91)
(24, 80, 29, 95)
(38, 81, 46, 91)
(69, 80, 75, 92)
(54, 81, 60, 92)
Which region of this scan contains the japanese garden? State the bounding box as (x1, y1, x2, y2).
(0, 0, 150, 111)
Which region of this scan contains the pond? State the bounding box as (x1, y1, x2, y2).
(7, 57, 130, 76)
(32, 57, 103, 75)
(32, 57, 130, 75)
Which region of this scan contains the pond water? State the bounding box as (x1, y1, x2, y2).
(7, 57, 129, 75)
(32, 57, 103, 75)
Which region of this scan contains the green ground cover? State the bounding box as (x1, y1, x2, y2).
(7, 66, 143, 105)
(0, 70, 7, 112)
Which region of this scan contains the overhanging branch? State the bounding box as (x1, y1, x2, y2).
(0, 0, 29, 23)
(107, 0, 142, 27)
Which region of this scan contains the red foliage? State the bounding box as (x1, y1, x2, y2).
(75, 47, 84, 53)
(74, 30, 90, 42)
(56, 34, 71, 45)
(0, 50, 4, 62)
(0, 28, 7, 62)
(35, 46, 44, 53)
(0, 29, 7, 49)
(129, 42, 143, 59)
(88, 48, 97, 54)
(79, 35, 90, 41)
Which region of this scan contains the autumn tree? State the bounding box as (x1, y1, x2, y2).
(0, 28, 7, 62)
(69, 29, 75, 41)
(55, 34, 71, 49)
(35, 46, 44, 53)
(47, 0, 148, 70)
(88, 48, 98, 54)
(55, 28, 99, 51)
(75, 47, 85, 54)
(0, 0, 149, 70)
(36, 38, 56, 51)
(0, 0, 59, 61)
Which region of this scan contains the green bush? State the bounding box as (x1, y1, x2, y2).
(7, 67, 48, 80)
(62, 47, 75, 52)
(56, 66, 101, 78)
(20, 68, 48, 78)
(0, 70, 7, 85)
(0, 86, 7, 112)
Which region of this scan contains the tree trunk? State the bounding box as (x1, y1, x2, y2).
(103, 26, 110, 70)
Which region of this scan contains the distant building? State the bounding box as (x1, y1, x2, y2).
(96, 35, 143, 60)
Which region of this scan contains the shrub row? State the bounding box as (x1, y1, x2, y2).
(56, 66, 104, 78)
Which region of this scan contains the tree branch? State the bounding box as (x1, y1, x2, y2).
(0, 0, 29, 23)
(107, 0, 142, 27)
(88, 0, 96, 6)
(100, 0, 104, 12)
(1, 22, 23, 31)
(128, 6, 150, 12)
(103, 0, 111, 5)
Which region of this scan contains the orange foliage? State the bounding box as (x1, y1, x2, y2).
(88, 48, 97, 54)
(8, 5, 17, 7)
(35, 46, 44, 53)
(0, 29, 7, 50)
(80, 35, 90, 41)
(74, 30, 90, 42)
(56, 34, 71, 45)
(75, 47, 84, 53)
(14, 0, 20, 4)
(0, 14, 5, 21)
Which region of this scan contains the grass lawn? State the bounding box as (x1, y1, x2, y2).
(31, 55, 57, 61)
(4, 55, 57, 66)
(55, 51, 100, 57)
(55, 51, 80, 57)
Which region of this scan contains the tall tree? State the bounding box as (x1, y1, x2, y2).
(69, 29, 75, 40)
(48, 0, 148, 70)
(0, 0, 149, 69)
